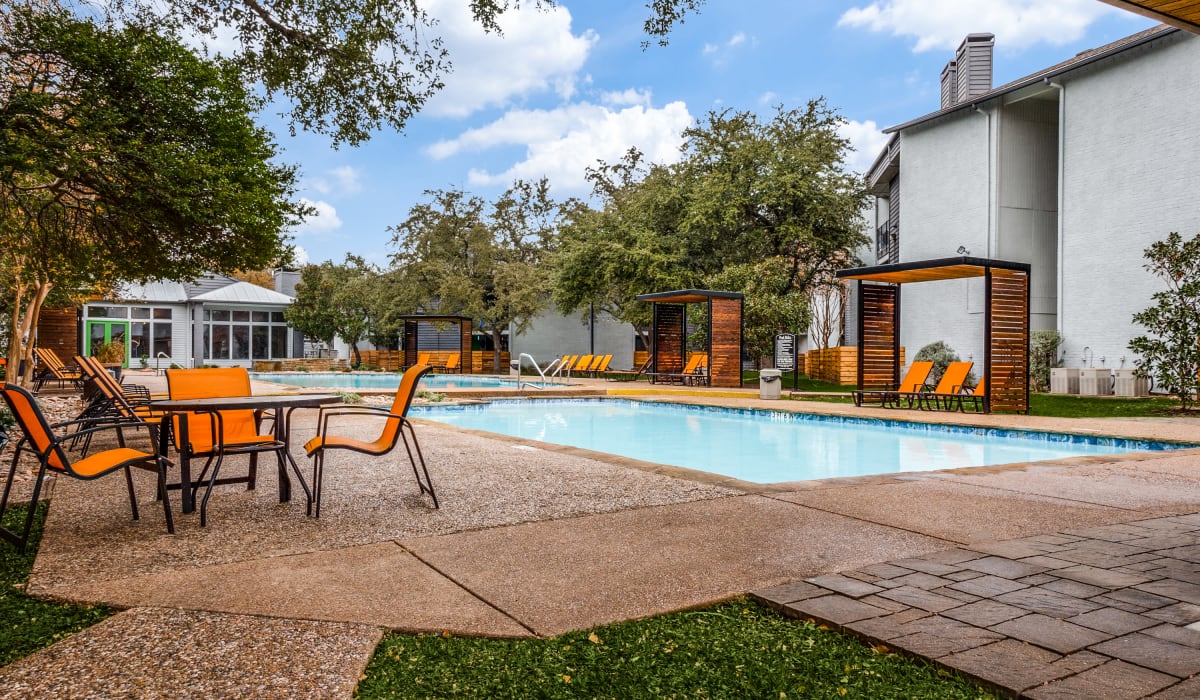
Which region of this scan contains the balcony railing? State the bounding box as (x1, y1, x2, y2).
(876, 221, 898, 264)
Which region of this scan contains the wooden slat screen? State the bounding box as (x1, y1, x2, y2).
(987, 269, 1029, 412)
(403, 320, 418, 368)
(36, 308, 79, 366)
(652, 304, 685, 374)
(859, 283, 898, 389)
(459, 320, 474, 374)
(709, 297, 742, 388)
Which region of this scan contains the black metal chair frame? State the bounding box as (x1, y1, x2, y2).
(0, 383, 174, 553)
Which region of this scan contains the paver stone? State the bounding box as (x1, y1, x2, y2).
(991, 613, 1112, 654)
(1024, 660, 1178, 700)
(1090, 632, 1200, 678)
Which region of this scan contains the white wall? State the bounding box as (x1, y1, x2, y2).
(510, 304, 635, 370)
(1060, 33, 1200, 371)
(896, 115, 992, 369)
(997, 97, 1059, 331)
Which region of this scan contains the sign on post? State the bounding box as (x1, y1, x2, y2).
(774, 333, 799, 392)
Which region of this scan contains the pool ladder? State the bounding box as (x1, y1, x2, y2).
(514, 353, 549, 390)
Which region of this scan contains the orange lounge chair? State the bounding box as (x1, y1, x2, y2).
(956, 376, 987, 413)
(853, 361, 934, 408)
(0, 382, 174, 552)
(912, 361, 975, 410)
(588, 354, 612, 375)
(304, 364, 437, 516)
(33, 347, 83, 391)
(603, 357, 651, 381)
(570, 354, 594, 376)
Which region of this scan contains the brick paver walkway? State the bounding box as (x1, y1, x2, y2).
(754, 513, 1200, 699)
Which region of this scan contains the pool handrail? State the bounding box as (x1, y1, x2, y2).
(515, 353, 548, 390)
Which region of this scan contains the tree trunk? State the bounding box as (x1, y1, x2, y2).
(491, 328, 503, 373)
(350, 342, 362, 367)
(8, 281, 52, 387)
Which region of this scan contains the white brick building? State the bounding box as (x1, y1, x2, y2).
(862, 26, 1200, 375)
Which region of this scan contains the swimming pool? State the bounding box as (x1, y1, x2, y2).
(250, 371, 542, 390)
(412, 399, 1188, 483)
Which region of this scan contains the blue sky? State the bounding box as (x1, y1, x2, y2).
(264, 0, 1155, 267)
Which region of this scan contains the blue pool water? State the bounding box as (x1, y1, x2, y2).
(412, 399, 1187, 483)
(251, 371, 536, 390)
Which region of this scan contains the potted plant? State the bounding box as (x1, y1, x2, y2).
(93, 340, 127, 365)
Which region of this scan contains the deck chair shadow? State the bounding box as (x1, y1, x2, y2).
(0, 383, 173, 552)
(304, 364, 438, 517)
(913, 361, 975, 410)
(853, 361, 934, 408)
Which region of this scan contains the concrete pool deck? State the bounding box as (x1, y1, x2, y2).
(1, 372, 1198, 697)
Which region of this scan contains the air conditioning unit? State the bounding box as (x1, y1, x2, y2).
(1049, 368, 1079, 394)
(1114, 368, 1149, 397)
(1078, 368, 1113, 396)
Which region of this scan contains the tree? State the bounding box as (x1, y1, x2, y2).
(553, 101, 869, 353)
(701, 259, 809, 362)
(96, 0, 704, 145)
(285, 256, 379, 365)
(553, 150, 695, 349)
(0, 6, 303, 384)
(1128, 231, 1200, 409)
(390, 180, 559, 371)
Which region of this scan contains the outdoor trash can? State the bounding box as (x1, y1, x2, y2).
(759, 369, 782, 400)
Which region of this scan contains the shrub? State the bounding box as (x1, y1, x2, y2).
(1129, 231, 1200, 409)
(336, 391, 364, 404)
(914, 341, 964, 385)
(416, 390, 446, 402)
(1029, 330, 1063, 392)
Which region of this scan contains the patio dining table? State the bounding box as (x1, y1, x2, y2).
(150, 393, 341, 515)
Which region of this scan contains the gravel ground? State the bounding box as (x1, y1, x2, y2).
(25, 400, 735, 597)
(0, 607, 381, 699)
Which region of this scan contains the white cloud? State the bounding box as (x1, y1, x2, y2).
(295, 198, 343, 236)
(758, 91, 779, 106)
(428, 100, 692, 194)
(838, 0, 1114, 52)
(702, 43, 718, 55)
(330, 166, 362, 193)
(422, 0, 597, 117)
(727, 32, 747, 48)
(601, 89, 652, 107)
(306, 166, 363, 196)
(291, 245, 310, 267)
(703, 31, 755, 63)
(838, 119, 891, 175)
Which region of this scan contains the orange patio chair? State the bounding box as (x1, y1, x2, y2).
(304, 364, 437, 517)
(0, 382, 173, 552)
(853, 361, 934, 408)
(589, 354, 612, 376)
(913, 361, 975, 410)
(33, 347, 83, 391)
(570, 354, 594, 376)
(166, 367, 285, 526)
(414, 351, 432, 367)
(553, 355, 577, 377)
(437, 353, 461, 373)
(957, 376, 987, 413)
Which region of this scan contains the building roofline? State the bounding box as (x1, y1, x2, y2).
(882, 24, 1179, 135)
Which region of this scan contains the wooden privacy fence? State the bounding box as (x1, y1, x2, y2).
(804, 346, 903, 386)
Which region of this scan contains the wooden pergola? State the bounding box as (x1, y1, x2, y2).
(400, 315, 473, 373)
(836, 257, 1031, 413)
(635, 290, 743, 388)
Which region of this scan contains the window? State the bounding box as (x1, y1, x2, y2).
(88, 306, 128, 318)
(202, 306, 291, 360)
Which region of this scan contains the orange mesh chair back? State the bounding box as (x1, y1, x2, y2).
(571, 355, 594, 375)
(166, 368, 268, 454)
(442, 353, 461, 372)
(898, 361, 935, 394)
(304, 365, 437, 517)
(415, 351, 432, 367)
(918, 361, 975, 410)
(860, 360, 934, 408)
(0, 383, 173, 552)
(681, 355, 705, 375)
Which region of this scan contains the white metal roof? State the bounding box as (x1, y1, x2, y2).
(191, 281, 294, 305)
(113, 281, 190, 303)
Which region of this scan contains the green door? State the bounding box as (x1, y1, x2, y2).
(85, 321, 130, 367)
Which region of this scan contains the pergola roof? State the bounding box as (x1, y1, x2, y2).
(836, 256, 1031, 285)
(635, 289, 744, 304)
(398, 314, 473, 322)
(1097, 1, 1200, 33)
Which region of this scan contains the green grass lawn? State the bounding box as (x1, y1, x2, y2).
(1027, 393, 1188, 418)
(0, 503, 112, 666)
(358, 601, 996, 699)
